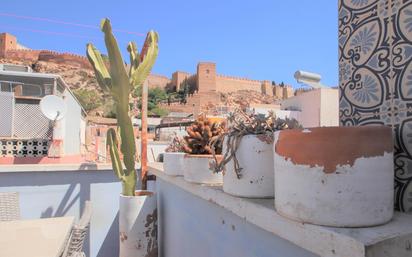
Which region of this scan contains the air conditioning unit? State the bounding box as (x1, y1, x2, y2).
(0, 64, 32, 73)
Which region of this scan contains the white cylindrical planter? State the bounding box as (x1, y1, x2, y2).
(274, 126, 394, 227)
(163, 152, 185, 176)
(223, 134, 274, 198)
(183, 155, 223, 184)
(119, 191, 158, 257)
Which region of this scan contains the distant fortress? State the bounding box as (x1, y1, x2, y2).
(0, 32, 293, 99)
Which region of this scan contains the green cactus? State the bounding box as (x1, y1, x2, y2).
(86, 18, 159, 196)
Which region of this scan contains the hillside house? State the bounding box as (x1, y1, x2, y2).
(0, 64, 86, 164)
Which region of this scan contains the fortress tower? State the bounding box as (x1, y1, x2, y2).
(197, 62, 216, 92)
(0, 33, 17, 58)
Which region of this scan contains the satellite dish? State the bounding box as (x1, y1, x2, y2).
(40, 95, 67, 121)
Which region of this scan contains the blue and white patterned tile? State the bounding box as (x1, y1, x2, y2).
(340, 66, 392, 117)
(392, 110, 412, 212)
(338, 0, 412, 212)
(339, 0, 393, 119)
(340, 110, 392, 127)
(392, 1, 412, 108)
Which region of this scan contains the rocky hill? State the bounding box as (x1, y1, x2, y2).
(0, 59, 100, 92)
(0, 58, 282, 116)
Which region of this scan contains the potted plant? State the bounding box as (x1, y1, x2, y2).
(274, 126, 394, 227)
(163, 133, 186, 176)
(86, 18, 159, 257)
(182, 115, 226, 184)
(214, 109, 301, 198)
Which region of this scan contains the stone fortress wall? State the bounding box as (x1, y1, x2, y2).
(0, 32, 294, 99)
(0, 33, 92, 69)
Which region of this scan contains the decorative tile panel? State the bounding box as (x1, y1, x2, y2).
(0, 139, 50, 157)
(339, 0, 412, 212)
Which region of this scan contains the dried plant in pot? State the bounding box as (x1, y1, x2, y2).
(163, 134, 186, 176)
(182, 115, 226, 184)
(214, 109, 301, 198)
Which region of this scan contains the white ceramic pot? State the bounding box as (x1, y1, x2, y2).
(274, 126, 394, 227)
(183, 154, 223, 185)
(119, 191, 158, 257)
(163, 152, 185, 176)
(223, 134, 274, 198)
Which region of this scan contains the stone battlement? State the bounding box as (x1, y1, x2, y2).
(0, 33, 91, 69)
(2, 49, 91, 69)
(216, 74, 261, 83)
(0, 32, 294, 100)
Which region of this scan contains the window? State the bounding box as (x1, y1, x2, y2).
(0, 81, 11, 92)
(21, 84, 42, 97)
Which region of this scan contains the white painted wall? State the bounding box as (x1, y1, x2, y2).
(280, 88, 339, 128)
(0, 166, 121, 257)
(62, 89, 83, 155)
(136, 140, 168, 162)
(156, 179, 318, 257)
(320, 88, 339, 127)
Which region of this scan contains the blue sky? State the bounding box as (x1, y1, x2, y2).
(0, 0, 338, 87)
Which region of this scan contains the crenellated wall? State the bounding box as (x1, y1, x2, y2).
(0, 32, 294, 100)
(1, 49, 92, 69)
(3, 49, 42, 62)
(38, 51, 91, 69)
(146, 73, 171, 89)
(215, 74, 262, 93)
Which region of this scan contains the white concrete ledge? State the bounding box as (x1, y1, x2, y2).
(149, 162, 412, 257)
(0, 163, 113, 172)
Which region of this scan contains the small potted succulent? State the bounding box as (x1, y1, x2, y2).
(182, 115, 226, 184)
(163, 133, 186, 176)
(214, 109, 301, 198)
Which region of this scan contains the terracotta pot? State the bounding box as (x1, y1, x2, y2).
(119, 191, 158, 257)
(274, 126, 394, 227)
(183, 154, 223, 184)
(223, 134, 274, 198)
(163, 152, 185, 176)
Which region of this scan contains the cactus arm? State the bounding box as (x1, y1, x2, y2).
(86, 43, 112, 93)
(116, 107, 136, 171)
(106, 128, 124, 181)
(127, 41, 139, 82)
(100, 18, 137, 174)
(107, 127, 136, 196)
(100, 18, 130, 104)
(130, 31, 159, 87)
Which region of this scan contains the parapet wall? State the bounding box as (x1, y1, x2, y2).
(216, 74, 262, 93)
(38, 51, 91, 69)
(3, 49, 42, 62)
(2, 49, 91, 69)
(147, 73, 171, 89)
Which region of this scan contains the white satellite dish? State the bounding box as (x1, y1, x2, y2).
(40, 95, 67, 121)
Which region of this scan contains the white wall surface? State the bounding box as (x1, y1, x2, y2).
(156, 178, 318, 257)
(62, 89, 82, 155)
(320, 88, 339, 127)
(0, 167, 121, 257)
(281, 88, 339, 128)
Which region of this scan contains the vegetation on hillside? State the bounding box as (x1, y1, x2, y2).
(132, 86, 169, 117)
(73, 88, 103, 112)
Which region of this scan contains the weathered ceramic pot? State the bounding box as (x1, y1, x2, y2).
(183, 154, 223, 184)
(119, 191, 158, 257)
(223, 134, 274, 198)
(163, 152, 185, 176)
(274, 126, 394, 227)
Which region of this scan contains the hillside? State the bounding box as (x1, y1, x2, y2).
(0, 58, 282, 116)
